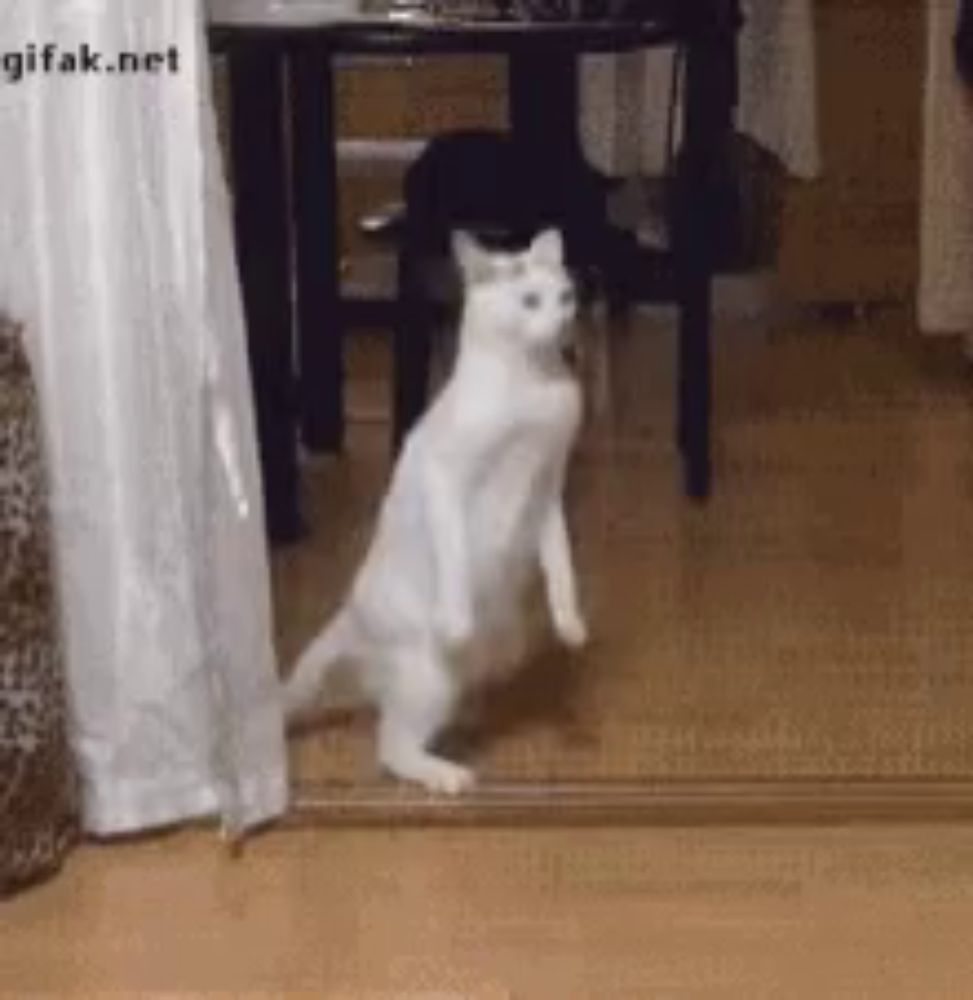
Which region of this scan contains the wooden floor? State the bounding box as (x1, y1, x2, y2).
(275, 306, 973, 791)
(7, 822, 973, 996)
(6, 310, 973, 995)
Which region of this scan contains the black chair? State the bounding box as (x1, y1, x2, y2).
(364, 128, 648, 452)
(353, 0, 742, 497)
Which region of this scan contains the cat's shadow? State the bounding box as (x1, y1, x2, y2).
(287, 641, 597, 768)
(437, 642, 594, 763)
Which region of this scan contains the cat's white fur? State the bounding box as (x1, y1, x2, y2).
(283, 228, 587, 794)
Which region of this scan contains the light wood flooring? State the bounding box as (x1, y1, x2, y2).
(7, 310, 973, 997)
(275, 306, 973, 791)
(6, 822, 973, 996)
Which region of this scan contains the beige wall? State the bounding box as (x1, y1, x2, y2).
(777, 0, 923, 304)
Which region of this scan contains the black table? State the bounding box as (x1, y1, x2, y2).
(209, 6, 740, 544)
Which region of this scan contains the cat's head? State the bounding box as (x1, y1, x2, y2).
(452, 228, 577, 354)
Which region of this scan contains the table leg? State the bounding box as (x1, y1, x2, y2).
(227, 46, 303, 545)
(289, 49, 345, 454)
(508, 50, 581, 165)
(674, 7, 738, 501)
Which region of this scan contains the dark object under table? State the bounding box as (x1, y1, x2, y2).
(208, 3, 741, 544)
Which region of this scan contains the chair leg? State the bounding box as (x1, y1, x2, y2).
(597, 227, 636, 324)
(392, 247, 434, 456)
(677, 271, 713, 499)
(673, 161, 714, 500)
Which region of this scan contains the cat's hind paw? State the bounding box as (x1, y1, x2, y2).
(382, 750, 476, 797)
(421, 759, 476, 796)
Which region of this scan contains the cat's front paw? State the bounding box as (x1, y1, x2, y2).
(556, 614, 589, 650)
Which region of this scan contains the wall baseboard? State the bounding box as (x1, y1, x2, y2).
(287, 778, 973, 829)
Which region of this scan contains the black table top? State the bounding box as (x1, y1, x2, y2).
(207, 11, 683, 56)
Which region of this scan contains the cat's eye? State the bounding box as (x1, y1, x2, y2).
(560, 289, 576, 307)
(522, 292, 541, 310)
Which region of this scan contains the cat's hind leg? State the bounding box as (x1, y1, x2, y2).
(375, 644, 474, 795)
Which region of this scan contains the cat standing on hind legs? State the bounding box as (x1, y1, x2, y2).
(283, 228, 588, 794)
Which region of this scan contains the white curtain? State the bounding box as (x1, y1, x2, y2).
(919, 0, 973, 359)
(581, 0, 820, 181)
(0, 0, 288, 836)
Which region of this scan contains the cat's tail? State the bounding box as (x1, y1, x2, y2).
(282, 611, 357, 726)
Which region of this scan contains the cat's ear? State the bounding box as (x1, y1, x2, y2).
(452, 230, 493, 285)
(527, 228, 564, 269)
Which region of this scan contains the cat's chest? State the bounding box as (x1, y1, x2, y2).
(476, 375, 580, 447)
(470, 381, 577, 512)
(460, 378, 578, 502)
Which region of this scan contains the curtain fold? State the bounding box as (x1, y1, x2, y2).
(919, 0, 973, 359)
(0, 0, 287, 837)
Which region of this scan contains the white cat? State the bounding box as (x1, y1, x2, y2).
(283, 228, 588, 794)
